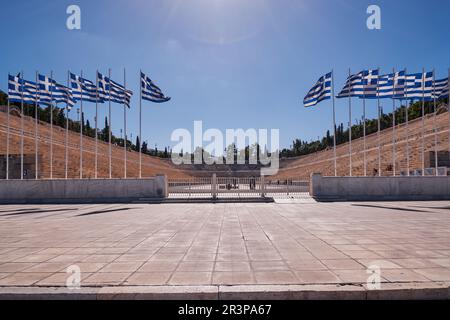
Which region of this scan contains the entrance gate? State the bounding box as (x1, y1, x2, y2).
(168, 174, 310, 199)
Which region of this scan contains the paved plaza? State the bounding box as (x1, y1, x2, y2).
(0, 201, 450, 298)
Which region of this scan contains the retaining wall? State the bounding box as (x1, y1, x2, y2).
(310, 173, 450, 201)
(0, 175, 167, 204)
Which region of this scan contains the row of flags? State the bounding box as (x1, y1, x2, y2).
(8, 74, 76, 108)
(304, 69, 449, 107)
(7, 71, 171, 109)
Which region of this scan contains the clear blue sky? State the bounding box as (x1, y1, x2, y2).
(1, 0, 449, 151)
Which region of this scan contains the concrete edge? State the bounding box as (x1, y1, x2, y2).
(150, 198, 275, 204)
(312, 196, 450, 202)
(97, 286, 219, 300)
(0, 287, 99, 300)
(218, 284, 367, 300)
(0, 198, 165, 205)
(0, 283, 448, 300)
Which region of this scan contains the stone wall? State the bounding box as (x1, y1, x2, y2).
(310, 173, 450, 201)
(0, 175, 167, 204)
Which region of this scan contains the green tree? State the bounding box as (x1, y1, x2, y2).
(85, 119, 92, 137)
(135, 136, 140, 152)
(142, 141, 148, 154)
(101, 117, 109, 142)
(0, 90, 7, 105)
(56, 108, 65, 127)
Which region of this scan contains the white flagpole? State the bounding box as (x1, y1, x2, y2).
(123, 68, 127, 179)
(65, 104, 69, 179)
(421, 67, 425, 176)
(20, 70, 24, 180)
(65, 71, 69, 179)
(6, 85, 10, 180)
(95, 70, 98, 179)
(331, 70, 337, 177)
(404, 99, 408, 175)
(348, 68, 352, 177)
(363, 82, 367, 176)
(377, 67, 381, 176)
(35, 71, 39, 179)
(405, 68, 410, 176)
(108, 68, 112, 179)
(433, 69, 438, 175)
(80, 70, 84, 179)
(139, 70, 142, 179)
(392, 68, 396, 176)
(50, 71, 54, 179)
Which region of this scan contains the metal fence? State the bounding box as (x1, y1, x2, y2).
(168, 174, 310, 199)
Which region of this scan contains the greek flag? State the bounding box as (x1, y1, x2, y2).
(405, 72, 434, 100)
(141, 72, 171, 103)
(378, 71, 406, 99)
(97, 72, 133, 107)
(360, 69, 380, 98)
(38, 74, 76, 109)
(303, 72, 332, 107)
(18, 74, 40, 99)
(337, 72, 363, 98)
(434, 78, 448, 99)
(8, 74, 39, 103)
(69, 73, 103, 103)
(337, 70, 380, 99)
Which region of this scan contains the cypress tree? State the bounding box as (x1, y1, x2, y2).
(135, 136, 140, 152)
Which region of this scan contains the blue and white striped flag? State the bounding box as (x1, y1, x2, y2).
(360, 69, 380, 98)
(337, 72, 363, 98)
(337, 70, 380, 99)
(405, 72, 434, 100)
(8, 74, 39, 103)
(434, 78, 448, 99)
(141, 72, 171, 103)
(18, 73, 40, 99)
(440, 87, 449, 99)
(378, 71, 406, 99)
(97, 72, 108, 100)
(303, 72, 332, 107)
(97, 72, 133, 107)
(38, 74, 76, 109)
(70, 73, 103, 103)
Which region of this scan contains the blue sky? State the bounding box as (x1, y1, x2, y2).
(1, 0, 449, 151)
